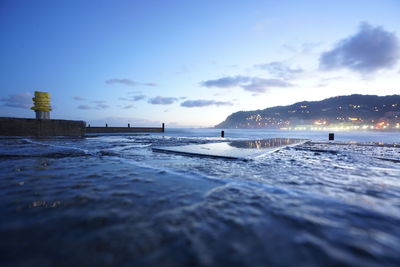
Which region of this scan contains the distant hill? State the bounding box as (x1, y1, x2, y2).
(215, 94, 400, 129)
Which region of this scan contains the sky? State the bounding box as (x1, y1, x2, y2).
(0, 0, 399, 127)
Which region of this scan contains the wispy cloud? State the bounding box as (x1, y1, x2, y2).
(77, 105, 92, 110)
(320, 23, 400, 73)
(78, 103, 109, 110)
(122, 104, 135, 109)
(105, 79, 157, 87)
(255, 61, 303, 80)
(242, 78, 292, 93)
(201, 76, 247, 88)
(0, 92, 32, 109)
(132, 95, 146, 101)
(181, 99, 233, 108)
(148, 96, 178, 105)
(96, 104, 109, 109)
(73, 96, 86, 101)
(201, 75, 292, 93)
(300, 42, 322, 54)
(119, 95, 146, 102)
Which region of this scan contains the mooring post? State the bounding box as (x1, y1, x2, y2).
(88, 124, 90, 128)
(221, 130, 225, 138)
(162, 123, 165, 132)
(329, 133, 334, 141)
(106, 123, 108, 128)
(128, 123, 130, 128)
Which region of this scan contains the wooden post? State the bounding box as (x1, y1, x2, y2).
(128, 123, 130, 128)
(329, 133, 334, 140)
(221, 130, 225, 138)
(106, 123, 108, 128)
(162, 123, 165, 132)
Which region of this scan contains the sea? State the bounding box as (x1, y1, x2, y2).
(1, 129, 399, 266)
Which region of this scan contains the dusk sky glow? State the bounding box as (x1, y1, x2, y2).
(1, 0, 399, 127)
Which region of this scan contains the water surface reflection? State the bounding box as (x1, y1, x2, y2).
(229, 138, 308, 149)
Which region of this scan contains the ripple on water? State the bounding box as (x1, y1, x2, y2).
(0, 135, 400, 266)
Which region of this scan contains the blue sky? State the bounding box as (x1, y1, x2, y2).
(1, 0, 399, 127)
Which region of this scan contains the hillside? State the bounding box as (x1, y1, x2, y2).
(215, 94, 400, 129)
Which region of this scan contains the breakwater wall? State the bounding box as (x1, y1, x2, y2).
(0, 117, 86, 137)
(86, 126, 164, 134)
(0, 118, 165, 137)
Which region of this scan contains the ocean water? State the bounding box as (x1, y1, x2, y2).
(0, 129, 400, 266)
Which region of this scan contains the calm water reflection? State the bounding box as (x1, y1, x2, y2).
(229, 138, 308, 149)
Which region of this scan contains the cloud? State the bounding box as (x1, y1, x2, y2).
(148, 96, 178, 105)
(0, 92, 32, 109)
(105, 79, 156, 87)
(96, 104, 109, 109)
(282, 44, 296, 52)
(241, 78, 292, 93)
(73, 96, 86, 101)
(301, 42, 321, 54)
(201, 75, 292, 93)
(77, 105, 92, 110)
(132, 95, 146, 101)
(77, 103, 109, 110)
(119, 95, 146, 102)
(255, 61, 303, 79)
(122, 105, 135, 109)
(181, 99, 233, 108)
(320, 23, 400, 73)
(201, 76, 247, 88)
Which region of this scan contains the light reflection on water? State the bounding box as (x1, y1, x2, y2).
(229, 138, 309, 149)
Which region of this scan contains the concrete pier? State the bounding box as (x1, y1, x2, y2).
(0, 117, 86, 137)
(86, 126, 164, 134)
